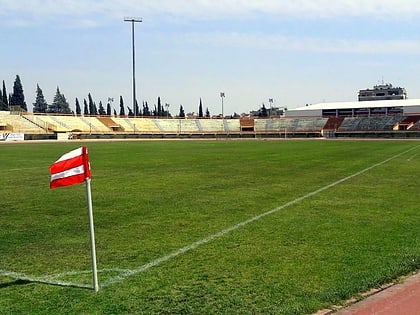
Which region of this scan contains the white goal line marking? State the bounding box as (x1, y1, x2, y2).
(1, 145, 418, 289)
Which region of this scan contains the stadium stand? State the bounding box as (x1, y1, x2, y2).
(2, 110, 420, 139)
(198, 119, 225, 132)
(153, 119, 205, 133)
(0, 112, 44, 133)
(295, 118, 328, 131)
(225, 119, 241, 133)
(26, 114, 72, 132)
(338, 116, 403, 131)
(97, 117, 123, 132)
(239, 118, 254, 132)
(323, 117, 344, 130)
(154, 119, 179, 133)
(130, 118, 160, 133)
(395, 116, 420, 130)
(410, 120, 420, 131)
(79, 116, 112, 133)
(254, 118, 326, 132)
(177, 119, 201, 133)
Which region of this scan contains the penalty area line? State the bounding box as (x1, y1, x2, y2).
(100, 144, 420, 287)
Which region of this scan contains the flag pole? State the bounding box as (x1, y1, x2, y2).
(85, 177, 99, 292)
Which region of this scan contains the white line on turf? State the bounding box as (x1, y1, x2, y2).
(1, 145, 419, 289)
(100, 144, 420, 287)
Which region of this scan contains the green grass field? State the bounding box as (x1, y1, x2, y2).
(0, 140, 419, 314)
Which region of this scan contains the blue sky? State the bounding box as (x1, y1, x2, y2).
(2, 0, 420, 115)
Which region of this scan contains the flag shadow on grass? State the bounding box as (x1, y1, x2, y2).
(0, 270, 94, 291)
(0, 279, 31, 289)
(0, 277, 93, 290)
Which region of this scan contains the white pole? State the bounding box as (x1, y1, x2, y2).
(85, 177, 99, 292)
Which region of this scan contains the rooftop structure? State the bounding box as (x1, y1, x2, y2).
(358, 83, 407, 101)
(286, 99, 420, 117)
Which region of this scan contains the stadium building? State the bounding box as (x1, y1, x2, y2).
(2, 83, 420, 140)
(285, 98, 420, 118)
(286, 83, 420, 118)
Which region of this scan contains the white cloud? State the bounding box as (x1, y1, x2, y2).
(2, 0, 420, 26)
(184, 31, 420, 55)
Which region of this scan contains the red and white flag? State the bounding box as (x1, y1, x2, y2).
(50, 146, 91, 189)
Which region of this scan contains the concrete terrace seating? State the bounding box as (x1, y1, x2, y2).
(255, 118, 294, 131)
(3, 112, 420, 136)
(255, 118, 327, 132)
(199, 119, 225, 132)
(224, 119, 241, 132)
(397, 116, 420, 130)
(30, 114, 72, 132)
(79, 116, 112, 133)
(295, 118, 328, 131)
(1, 112, 44, 133)
(154, 119, 201, 133)
(59, 116, 97, 132)
(339, 116, 404, 131)
(131, 118, 160, 133)
(39, 115, 109, 133)
(111, 117, 160, 133)
(112, 118, 133, 132)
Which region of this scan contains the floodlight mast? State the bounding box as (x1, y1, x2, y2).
(220, 92, 225, 132)
(124, 17, 142, 117)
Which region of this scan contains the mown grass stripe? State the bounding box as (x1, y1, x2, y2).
(100, 144, 420, 287)
(1, 144, 418, 292)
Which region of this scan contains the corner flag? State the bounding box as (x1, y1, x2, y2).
(50, 146, 99, 292)
(50, 146, 91, 189)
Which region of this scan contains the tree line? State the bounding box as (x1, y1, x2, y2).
(0, 75, 213, 118)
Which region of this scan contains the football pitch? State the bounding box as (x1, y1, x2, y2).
(0, 139, 419, 314)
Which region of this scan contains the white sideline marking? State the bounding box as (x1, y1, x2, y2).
(6, 167, 45, 172)
(1, 145, 419, 289)
(100, 144, 420, 287)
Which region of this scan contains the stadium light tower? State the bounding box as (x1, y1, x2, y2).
(220, 92, 225, 118)
(220, 92, 225, 132)
(124, 17, 142, 117)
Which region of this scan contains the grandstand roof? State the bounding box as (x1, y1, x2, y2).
(292, 98, 420, 111)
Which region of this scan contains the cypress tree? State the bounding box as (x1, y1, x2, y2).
(83, 99, 89, 115)
(33, 84, 48, 113)
(179, 105, 185, 117)
(75, 98, 81, 115)
(128, 107, 134, 117)
(198, 98, 203, 117)
(2, 80, 8, 108)
(98, 101, 106, 115)
(143, 101, 150, 116)
(0, 86, 7, 110)
(205, 107, 210, 118)
(92, 102, 98, 115)
(119, 96, 125, 116)
(88, 93, 94, 115)
(135, 100, 141, 116)
(106, 102, 111, 116)
(10, 75, 27, 111)
(157, 97, 162, 116)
